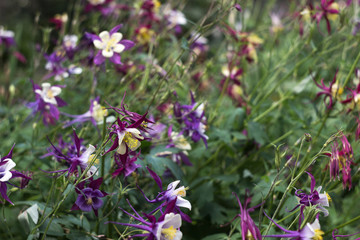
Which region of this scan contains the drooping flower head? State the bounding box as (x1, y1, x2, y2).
(26, 80, 67, 125)
(71, 177, 107, 216)
(106, 199, 183, 240)
(0, 144, 32, 205)
(228, 192, 262, 240)
(328, 134, 354, 190)
(314, 0, 340, 34)
(43, 130, 98, 177)
(86, 24, 135, 65)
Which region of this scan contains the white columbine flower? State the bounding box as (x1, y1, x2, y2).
(156, 213, 183, 240)
(165, 180, 191, 210)
(35, 83, 61, 105)
(63, 35, 78, 49)
(0, 159, 16, 182)
(93, 31, 125, 58)
(300, 219, 324, 240)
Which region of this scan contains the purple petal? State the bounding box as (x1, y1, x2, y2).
(94, 51, 105, 65)
(119, 40, 135, 50)
(109, 24, 123, 35)
(110, 53, 122, 65)
(147, 167, 163, 189)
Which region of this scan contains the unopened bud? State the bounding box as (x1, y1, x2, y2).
(304, 133, 312, 142)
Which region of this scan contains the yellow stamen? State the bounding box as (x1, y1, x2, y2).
(86, 197, 93, 205)
(326, 192, 332, 202)
(124, 132, 140, 150)
(246, 230, 255, 240)
(88, 154, 99, 165)
(105, 37, 118, 52)
(161, 225, 176, 240)
(327, 3, 339, 21)
(313, 229, 324, 240)
(46, 90, 54, 99)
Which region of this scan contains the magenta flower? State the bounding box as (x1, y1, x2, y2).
(0, 144, 32, 205)
(71, 177, 107, 216)
(314, 0, 340, 34)
(26, 80, 67, 125)
(86, 25, 135, 65)
(328, 134, 354, 190)
(106, 199, 183, 240)
(112, 152, 141, 178)
(229, 192, 262, 240)
(313, 71, 340, 109)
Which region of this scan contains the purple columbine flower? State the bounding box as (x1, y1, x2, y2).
(0, 144, 32, 205)
(43, 51, 82, 81)
(174, 92, 208, 147)
(292, 172, 330, 217)
(44, 130, 98, 177)
(112, 152, 141, 178)
(106, 199, 183, 240)
(137, 167, 191, 222)
(226, 192, 262, 240)
(104, 114, 147, 155)
(0, 26, 15, 47)
(71, 177, 107, 216)
(86, 24, 135, 65)
(62, 35, 78, 59)
(264, 212, 324, 240)
(27, 81, 67, 125)
(63, 97, 115, 128)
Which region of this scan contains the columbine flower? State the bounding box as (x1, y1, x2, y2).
(71, 177, 107, 216)
(174, 92, 208, 146)
(63, 97, 115, 128)
(86, 25, 135, 65)
(270, 13, 284, 34)
(264, 215, 324, 240)
(112, 152, 141, 178)
(327, 134, 354, 190)
(314, 71, 340, 109)
(135, 25, 156, 45)
(293, 172, 330, 216)
(104, 115, 146, 155)
(0, 144, 32, 205)
(63, 35, 78, 59)
(27, 80, 67, 125)
(163, 6, 187, 32)
(107, 199, 183, 240)
(35, 83, 62, 105)
(314, 0, 340, 34)
(0, 26, 15, 47)
(44, 130, 98, 177)
(226, 192, 262, 240)
(138, 168, 191, 222)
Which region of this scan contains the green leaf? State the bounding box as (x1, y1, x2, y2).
(202, 233, 228, 240)
(248, 121, 268, 145)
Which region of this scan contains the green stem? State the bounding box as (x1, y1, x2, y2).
(325, 215, 360, 235)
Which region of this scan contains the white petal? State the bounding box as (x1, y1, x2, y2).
(93, 39, 104, 49)
(79, 144, 96, 163)
(102, 49, 114, 58)
(176, 196, 192, 210)
(0, 171, 12, 182)
(3, 159, 16, 171)
(118, 131, 126, 145)
(50, 86, 62, 96)
(117, 142, 127, 155)
(110, 32, 123, 42)
(99, 31, 110, 41)
(167, 180, 180, 191)
(113, 44, 125, 53)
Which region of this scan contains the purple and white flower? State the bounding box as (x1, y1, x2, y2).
(86, 25, 135, 65)
(0, 26, 15, 47)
